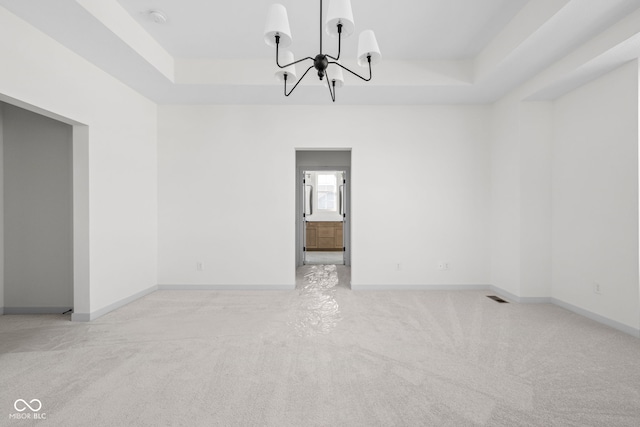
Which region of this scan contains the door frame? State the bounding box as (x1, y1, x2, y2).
(295, 164, 351, 268)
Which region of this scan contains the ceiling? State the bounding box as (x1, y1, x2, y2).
(1, 0, 640, 105)
(115, 0, 527, 61)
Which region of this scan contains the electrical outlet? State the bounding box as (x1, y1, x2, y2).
(593, 282, 601, 294)
(396, 263, 401, 271)
(196, 262, 204, 271)
(438, 261, 450, 270)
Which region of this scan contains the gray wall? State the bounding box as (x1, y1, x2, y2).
(3, 103, 73, 311)
(296, 150, 351, 168)
(0, 105, 4, 313)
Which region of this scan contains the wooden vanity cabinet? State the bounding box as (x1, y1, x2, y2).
(306, 222, 343, 251)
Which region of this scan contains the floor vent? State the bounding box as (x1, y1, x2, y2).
(487, 295, 508, 303)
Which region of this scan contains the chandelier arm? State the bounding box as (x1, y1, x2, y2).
(269, 2, 376, 101)
(325, 68, 336, 102)
(325, 25, 343, 61)
(275, 39, 314, 69)
(328, 56, 372, 82)
(284, 65, 315, 97)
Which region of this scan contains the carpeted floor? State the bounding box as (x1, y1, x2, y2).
(1, 266, 640, 426)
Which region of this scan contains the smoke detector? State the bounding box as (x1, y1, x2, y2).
(148, 10, 167, 24)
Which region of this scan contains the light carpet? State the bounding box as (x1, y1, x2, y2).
(1, 266, 640, 426)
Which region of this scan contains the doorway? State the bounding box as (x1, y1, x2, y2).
(295, 150, 351, 271)
(1, 102, 75, 315)
(302, 170, 346, 265)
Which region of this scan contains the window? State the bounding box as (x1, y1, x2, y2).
(317, 173, 337, 211)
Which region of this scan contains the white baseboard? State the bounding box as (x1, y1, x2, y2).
(489, 286, 639, 337)
(71, 285, 158, 322)
(351, 284, 638, 338)
(29, 282, 636, 338)
(551, 298, 640, 338)
(70, 312, 90, 322)
(351, 284, 490, 291)
(4, 307, 72, 314)
(489, 286, 552, 304)
(158, 284, 295, 291)
(70, 284, 293, 321)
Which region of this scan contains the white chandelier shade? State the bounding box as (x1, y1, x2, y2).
(357, 30, 381, 66)
(264, 0, 379, 102)
(264, 4, 292, 47)
(325, 0, 355, 38)
(328, 61, 345, 88)
(274, 50, 297, 82)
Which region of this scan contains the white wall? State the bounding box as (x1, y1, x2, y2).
(489, 60, 639, 334)
(1, 2, 635, 332)
(519, 103, 552, 299)
(0, 6, 158, 318)
(490, 98, 553, 299)
(490, 97, 522, 296)
(552, 61, 639, 330)
(3, 104, 73, 310)
(158, 105, 491, 288)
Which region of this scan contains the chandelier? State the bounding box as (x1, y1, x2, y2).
(264, 0, 381, 102)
